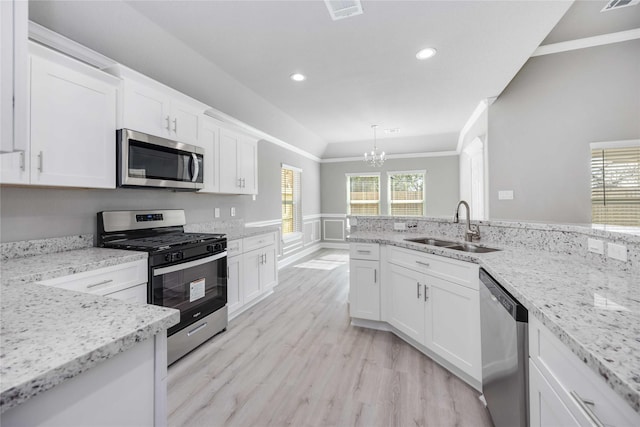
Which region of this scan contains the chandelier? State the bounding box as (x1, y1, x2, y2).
(363, 124, 385, 167)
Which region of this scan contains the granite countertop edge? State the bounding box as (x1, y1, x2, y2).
(347, 231, 640, 414)
(0, 305, 179, 413)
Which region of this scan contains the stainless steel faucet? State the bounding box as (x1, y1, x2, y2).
(453, 200, 480, 242)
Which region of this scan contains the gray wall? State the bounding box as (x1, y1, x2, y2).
(28, 0, 326, 157)
(488, 39, 640, 223)
(0, 139, 320, 242)
(321, 156, 460, 217)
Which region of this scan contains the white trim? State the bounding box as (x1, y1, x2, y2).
(303, 214, 323, 220)
(320, 213, 348, 218)
(321, 242, 350, 250)
(345, 172, 381, 177)
(351, 318, 392, 332)
(244, 219, 281, 227)
(205, 108, 322, 162)
(281, 163, 303, 173)
(228, 289, 274, 321)
(456, 98, 495, 154)
(277, 243, 322, 269)
(590, 139, 640, 150)
(322, 151, 458, 163)
(282, 232, 303, 244)
(532, 29, 640, 57)
(28, 21, 117, 69)
(323, 219, 346, 241)
(386, 169, 427, 175)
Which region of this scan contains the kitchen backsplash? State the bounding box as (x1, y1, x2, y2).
(0, 235, 94, 261)
(350, 216, 640, 273)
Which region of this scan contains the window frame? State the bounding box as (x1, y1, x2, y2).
(346, 173, 381, 216)
(590, 139, 640, 227)
(281, 163, 303, 240)
(386, 170, 426, 217)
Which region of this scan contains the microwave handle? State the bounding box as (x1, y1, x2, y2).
(191, 153, 200, 183)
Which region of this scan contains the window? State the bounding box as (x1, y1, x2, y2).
(591, 141, 640, 226)
(282, 164, 302, 235)
(347, 174, 380, 215)
(388, 171, 425, 216)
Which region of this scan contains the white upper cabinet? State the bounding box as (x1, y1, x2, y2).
(198, 116, 220, 193)
(29, 44, 118, 188)
(1, 0, 29, 184)
(219, 126, 258, 195)
(105, 65, 207, 145)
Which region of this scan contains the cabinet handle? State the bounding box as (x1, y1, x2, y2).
(374, 269, 377, 283)
(237, 178, 242, 188)
(417, 282, 421, 299)
(242, 178, 246, 188)
(357, 250, 371, 254)
(227, 266, 229, 278)
(19, 151, 25, 171)
(37, 151, 43, 172)
(424, 284, 429, 301)
(165, 115, 171, 132)
(86, 279, 114, 289)
(173, 117, 178, 133)
(416, 260, 430, 268)
(570, 391, 605, 427)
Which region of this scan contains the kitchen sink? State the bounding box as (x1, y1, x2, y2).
(404, 236, 501, 253)
(404, 237, 459, 246)
(444, 243, 501, 253)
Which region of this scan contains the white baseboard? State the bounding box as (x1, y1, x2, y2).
(228, 289, 274, 321)
(277, 241, 349, 269)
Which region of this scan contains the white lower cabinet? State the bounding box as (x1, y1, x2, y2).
(350, 243, 482, 387)
(227, 232, 278, 319)
(529, 316, 640, 427)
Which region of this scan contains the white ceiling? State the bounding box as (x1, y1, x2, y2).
(126, 0, 573, 158)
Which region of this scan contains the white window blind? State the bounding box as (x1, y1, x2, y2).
(388, 171, 425, 216)
(347, 174, 380, 215)
(282, 166, 302, 235)
(591, 143, 640, 226)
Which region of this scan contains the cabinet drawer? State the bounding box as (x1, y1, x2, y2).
(38, 259, 148, 296)
(529, 317, 640, 427)
(387, 246, 478, 289)
(227, 239, 243, 257)
(243, 232, 276, 252)
(106, 283, 147, 304)
(349, 243, 380, 260)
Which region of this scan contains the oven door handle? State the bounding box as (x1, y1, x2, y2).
(153, 252, 227, 276)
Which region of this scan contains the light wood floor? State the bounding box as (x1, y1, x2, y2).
(167, 249, 493, 427)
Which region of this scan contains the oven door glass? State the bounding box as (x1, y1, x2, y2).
(128, 139, 204, 184)
(151, 253, 227, 330)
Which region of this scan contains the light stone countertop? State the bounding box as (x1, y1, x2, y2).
(184, 222, 280, 241)
(347, 231, 640, 414)
(0, 248, 179, 413)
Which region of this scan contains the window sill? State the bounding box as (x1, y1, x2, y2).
(282, 232, 303, 243)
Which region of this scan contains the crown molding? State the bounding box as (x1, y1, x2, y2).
(320, 150, 458, 163)
(532, 28, 640, 57)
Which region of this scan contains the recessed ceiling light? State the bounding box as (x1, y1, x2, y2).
(416, 47, 437, 60)
(290, 73, 306, 82)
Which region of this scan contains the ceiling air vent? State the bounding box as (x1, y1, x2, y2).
(324, 0, 363, 21)
(601, 0, 639, 12)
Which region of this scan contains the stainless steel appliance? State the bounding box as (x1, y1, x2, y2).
(97, 209, 227, 364)
(480, 268, 529, 427)
(117, 129, 204, 190)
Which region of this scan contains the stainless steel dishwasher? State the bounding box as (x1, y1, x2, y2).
(479, 268, 529, 427)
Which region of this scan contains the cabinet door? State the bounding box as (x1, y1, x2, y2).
(424, 275, 481, 381)
(227, 255, 242, 315)
(530, 361, 582, 427)
(259, 244, 277, 291)
(30, 54, 116, 188)
(169, 99, 202, 144)
(242, 249, 262, 303)
(198, 118, 219, 193)
(121, 79, 170, 137)
(218, 127, 240, 193)
(349, 259, 380, 321)
(387, 263, 425, 343)
(238, 136, 257, 194)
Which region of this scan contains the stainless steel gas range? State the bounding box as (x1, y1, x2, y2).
(97, 209, 227, 364)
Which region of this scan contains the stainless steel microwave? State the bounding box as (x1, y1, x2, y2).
(117, 129, 204, 190)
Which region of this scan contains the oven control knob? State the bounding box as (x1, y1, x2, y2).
(215, 243, 223, 252)
(164, 254, 172, 262)
(206, 245, 214, 253)
(172, 252, 183, 261)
